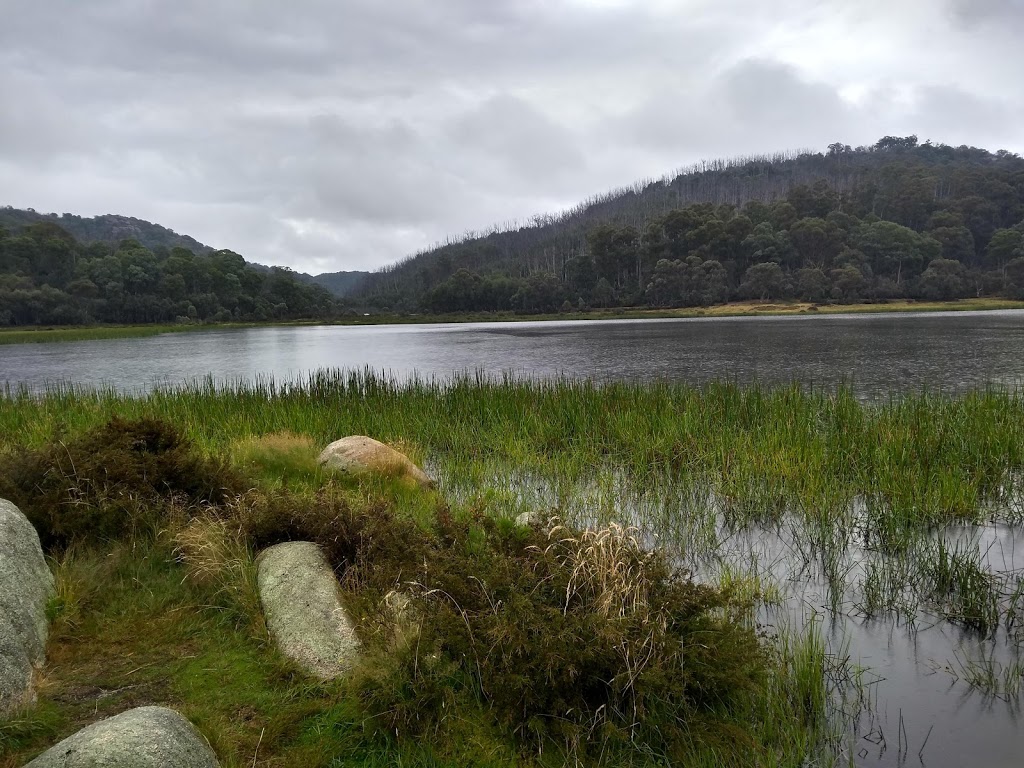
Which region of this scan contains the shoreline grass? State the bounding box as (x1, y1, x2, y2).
(2, 373, 1022, 765)
(1, 297, 1022, 344)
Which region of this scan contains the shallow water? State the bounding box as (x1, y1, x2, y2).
(443, 469, 1024, 768)
(3, 310, 1024, 397)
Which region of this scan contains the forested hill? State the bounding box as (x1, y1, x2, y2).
(0, 207, 370, 300)
(0, 221, 340, 326)
(357, 137, 1024, 312)
(0, 207, 212, 255)
(297, 270, 369, 298)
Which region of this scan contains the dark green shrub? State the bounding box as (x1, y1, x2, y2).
(0, 417, 245, 548)
(331, 511, 768, 761)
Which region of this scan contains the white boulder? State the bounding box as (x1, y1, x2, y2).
(257, 541, 360, 679)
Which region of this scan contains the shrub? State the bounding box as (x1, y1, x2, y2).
(336, 511, 768, 761)
(0, 417, 245, 548)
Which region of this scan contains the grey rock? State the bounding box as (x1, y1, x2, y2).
(515, 509, 554, 529)
(0, 498, 54, 715)
(318, 436, 433, 488)
(257, 541, 360, 679)
(24, 706, 219, 767)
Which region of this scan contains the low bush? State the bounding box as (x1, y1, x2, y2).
(0, 416, 246, 548)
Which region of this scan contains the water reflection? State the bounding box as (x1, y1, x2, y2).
(2, 310, 1024, 396)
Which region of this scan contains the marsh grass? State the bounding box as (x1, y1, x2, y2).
(230, 431, 324, 490)
(0, 408, 851, 767)
(3, 372, 1024, 763)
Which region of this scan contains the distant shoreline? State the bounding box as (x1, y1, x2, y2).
(1, 297, 1022, 345)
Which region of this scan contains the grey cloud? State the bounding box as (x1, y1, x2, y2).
(3, 0, 1024, 272)
(448, 94, 586, 186)
(613, 60, 859, 159)
(949, 0, 1024, 26)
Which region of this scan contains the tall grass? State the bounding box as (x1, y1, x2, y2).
(3, 371, 1022, 533)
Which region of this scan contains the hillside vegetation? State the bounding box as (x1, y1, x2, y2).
(0, 208, 370, 301)
(0, 208, 212, 255)
(357, 136, 1024, 313)
(0, 223, 339, 326)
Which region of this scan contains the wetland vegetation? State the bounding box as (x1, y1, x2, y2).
(0, 372, 1022, 766)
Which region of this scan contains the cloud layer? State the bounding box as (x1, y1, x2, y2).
(3, 0, 1023, 272)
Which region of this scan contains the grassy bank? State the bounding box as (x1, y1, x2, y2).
(2, 297, 1023, 345)
(378, 296, 1024, 325)
(0, 324, 187, 345)
(1, 374, 1022, 765)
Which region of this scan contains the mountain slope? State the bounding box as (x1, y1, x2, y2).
(0, 207, 370, 298)
(292, 270, 369, 298)
(0, 207, 212, 255)
(356, 137, 1024, 312)
(0, 219, 340, 326)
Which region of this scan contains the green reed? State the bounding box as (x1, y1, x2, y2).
(3, 371, 1021, 536)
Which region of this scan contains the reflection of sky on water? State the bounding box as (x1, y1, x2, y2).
(2, 309, 1024, 397)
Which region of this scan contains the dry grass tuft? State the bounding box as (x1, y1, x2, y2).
(230, 431, 321, 487)
(546, 520, 656, 620)
(172, 509, 266, 635)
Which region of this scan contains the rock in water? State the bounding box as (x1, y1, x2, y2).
(318, 436, 433, 488)
(0, 498, 54, 716)
(24, 706, 219, 767)
(257, 541, 360, 679)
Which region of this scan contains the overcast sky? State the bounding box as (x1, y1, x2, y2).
(2, 0, 1023, 273)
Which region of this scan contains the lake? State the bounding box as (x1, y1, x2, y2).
(3, 309, 1024, 396)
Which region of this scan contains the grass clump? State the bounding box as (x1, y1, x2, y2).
(230, 431, 323, 489)
(263, 506, 779, 763)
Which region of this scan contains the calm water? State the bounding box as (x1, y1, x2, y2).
(2, 309, 1024, 395)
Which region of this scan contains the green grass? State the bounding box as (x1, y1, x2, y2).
(3, 372, 1022, 537)
(0, 324, 185, 344)
(0, 402, 850, 767)
(2, 373, 1023, 764)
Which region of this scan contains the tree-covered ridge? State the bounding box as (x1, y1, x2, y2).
(0, 222, 340, 326)
(359, 137, 1024, 312)
(0, 207, 212, 256)
(296, 270, 369, 298)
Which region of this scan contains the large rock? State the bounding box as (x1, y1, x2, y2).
(0, 498, 54, 716)
(318, 436, 433, 488)
(24, 706, 219, 767)
(257, 541, 360, 679)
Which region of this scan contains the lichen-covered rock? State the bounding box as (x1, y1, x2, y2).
(318, 436, 433, 488)
(24, 706, 219, 767)
(515, 509, 555, 529)
(0, 498, 54, 716)
(257, 541, 360, 679)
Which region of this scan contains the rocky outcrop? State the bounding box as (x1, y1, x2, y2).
(0, 498, 54, 716)
(318, 436, 433, 488)
(24, 706, 219, 767)
(257, 541, 360, 679)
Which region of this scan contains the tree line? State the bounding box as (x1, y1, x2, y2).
(0, 222, 340, 326)
(359, 137, 1024, 312)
